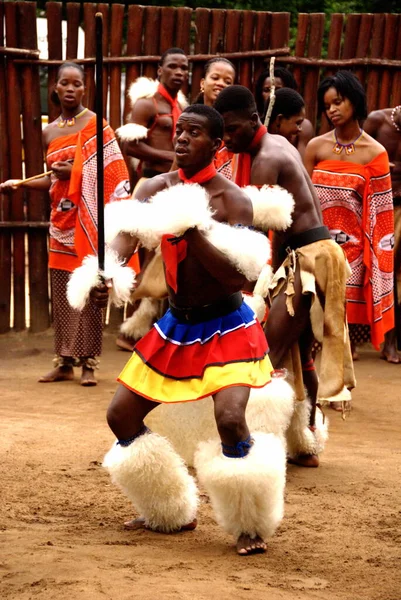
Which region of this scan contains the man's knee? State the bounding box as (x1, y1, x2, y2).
(215, 405, 246, 439)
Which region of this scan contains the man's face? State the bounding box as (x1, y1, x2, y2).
(174, 113, 220, 169)
(158, 53, 189, 92)
(221, 110, 256, 153)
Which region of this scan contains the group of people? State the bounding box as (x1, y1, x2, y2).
(0, 47, 399, 555)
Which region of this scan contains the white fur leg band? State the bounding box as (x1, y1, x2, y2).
(244, 184, 295, 231)
(194, 432, 286, 541)
(67, 249, 135, 310)
(286, 401, 329, 458)
(103, 430, 198, 532)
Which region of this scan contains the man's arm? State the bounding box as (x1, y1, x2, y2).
(364, 110, 384, 139)
(183, 188, 253, 287)
(122, 99, 174, 164)
(303, 137, 320, 177)
(296, 119, 315, 160)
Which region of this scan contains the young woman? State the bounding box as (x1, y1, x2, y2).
(267, 87, 306, 144)
(304, 70, 394, 365)
(195, 58, 236, 179)
(254, 66, 314, 159)
(0, 62, 130, 385)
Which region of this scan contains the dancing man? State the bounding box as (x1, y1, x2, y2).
(88, 105, 286, 555)
(214, 85, 355, 464)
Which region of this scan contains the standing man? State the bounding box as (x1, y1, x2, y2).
(90, 105, 286, 556)
(364, 106, 401, 363)
(117, 48, 189, 180)
(214, 86, 355, 463)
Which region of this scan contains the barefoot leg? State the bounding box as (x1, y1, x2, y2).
(380, 329, 401, 363)
(38, 356, 75, 383)
(80, 357, 98, 386)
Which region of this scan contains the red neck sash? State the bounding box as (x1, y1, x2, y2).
(162, 163, 216, 293)
(177, 162, 217, 184)
(234, 125, 267, 187)
(157, 83, 181, 134)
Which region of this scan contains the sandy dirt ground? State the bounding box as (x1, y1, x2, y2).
(1, 329, 401, 600)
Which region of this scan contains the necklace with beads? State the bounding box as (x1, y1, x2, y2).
(57, 107, 88, 128)
(390, 106, 401, 133)
(332, 128, 363, 155)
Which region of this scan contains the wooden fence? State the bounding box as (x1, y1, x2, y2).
(1, 2, 401, 333)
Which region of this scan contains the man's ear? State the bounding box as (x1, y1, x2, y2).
(276, 114, 284, 128)
(157, 65, 162, 80)
(251, 111, 259, 128)
(211, 137, 222, 156)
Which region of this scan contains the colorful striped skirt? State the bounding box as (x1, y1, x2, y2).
(118, 298, 272, 403)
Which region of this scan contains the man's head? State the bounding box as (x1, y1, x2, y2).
(214, 85, 260, 153)
(174, 105, 223, 171)
(255, 67, 297, 116)
(158, 48, 189, 93)
(269, 88, 305, 141)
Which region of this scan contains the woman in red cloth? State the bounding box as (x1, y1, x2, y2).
(0, 62, 131, 385)
(305, 71, 394, 363)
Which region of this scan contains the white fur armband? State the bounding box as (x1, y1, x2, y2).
(105, 183, 215, 249)
(206, 223, 270, 281)
(244, 185, 294, 231)
(116, 123, 148, 143)
(67, 249, 135, 311)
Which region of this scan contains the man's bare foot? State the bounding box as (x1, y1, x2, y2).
(38, 366, 74, 383)
(380, 351, 401, 364)
(116, 335, 136, 352)
(236, 534, 267, 555)
(330, 400, 352, 414)
(287, 453, 319, 468)
(80, 367, 97, 387)
(124, 517, 197, 532)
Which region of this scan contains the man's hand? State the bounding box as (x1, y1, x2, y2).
(90, 281, 112, 308)
(52, 161, 73, 180)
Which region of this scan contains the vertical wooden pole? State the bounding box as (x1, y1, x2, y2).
(109, 3, 125, 132)
(239, 11, 255, 89)
(66, 2, 81, 60)
(97, 3, 109, 118)
(378, 14, 398, 109)
(225, 10, 242, 85)
(303, 13, 325, 129)
(124, 5, 144, 122)
(83, 3, 97, 112)
(192, 8, 210, 103)
(253, 12, 271, 93)
(174, 7, 192, 97)
(366, 14, 385, 114)
(5, 2, 26, 330)
(18, 1, 50, 332)
(46, 2, 63, 125)
(392, 15, 401, 107)
(293, 13, 309, 93)
(143, 7, 161, 80)
(0, 0, 11, 333)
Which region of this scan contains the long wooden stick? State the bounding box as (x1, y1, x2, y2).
(14, 170, 52, 187)
(95, 12, 105, 272)
(264, 57, 276, 128)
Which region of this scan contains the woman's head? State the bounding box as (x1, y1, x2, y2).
(255, 66, 297, 117)
(198, 58, 236, 106)
(268, 88, 305, 141)
(52, 62, 85, 108)
(318, 70, 367, 126)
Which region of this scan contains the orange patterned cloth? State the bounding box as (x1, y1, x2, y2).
(46, 116, 132, 272)
(312, 152, 394, 349)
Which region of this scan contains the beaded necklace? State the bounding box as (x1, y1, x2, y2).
(332, 128, 363, 155)
(57, 107, 88, 128)
(390, 106, 401, 133)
